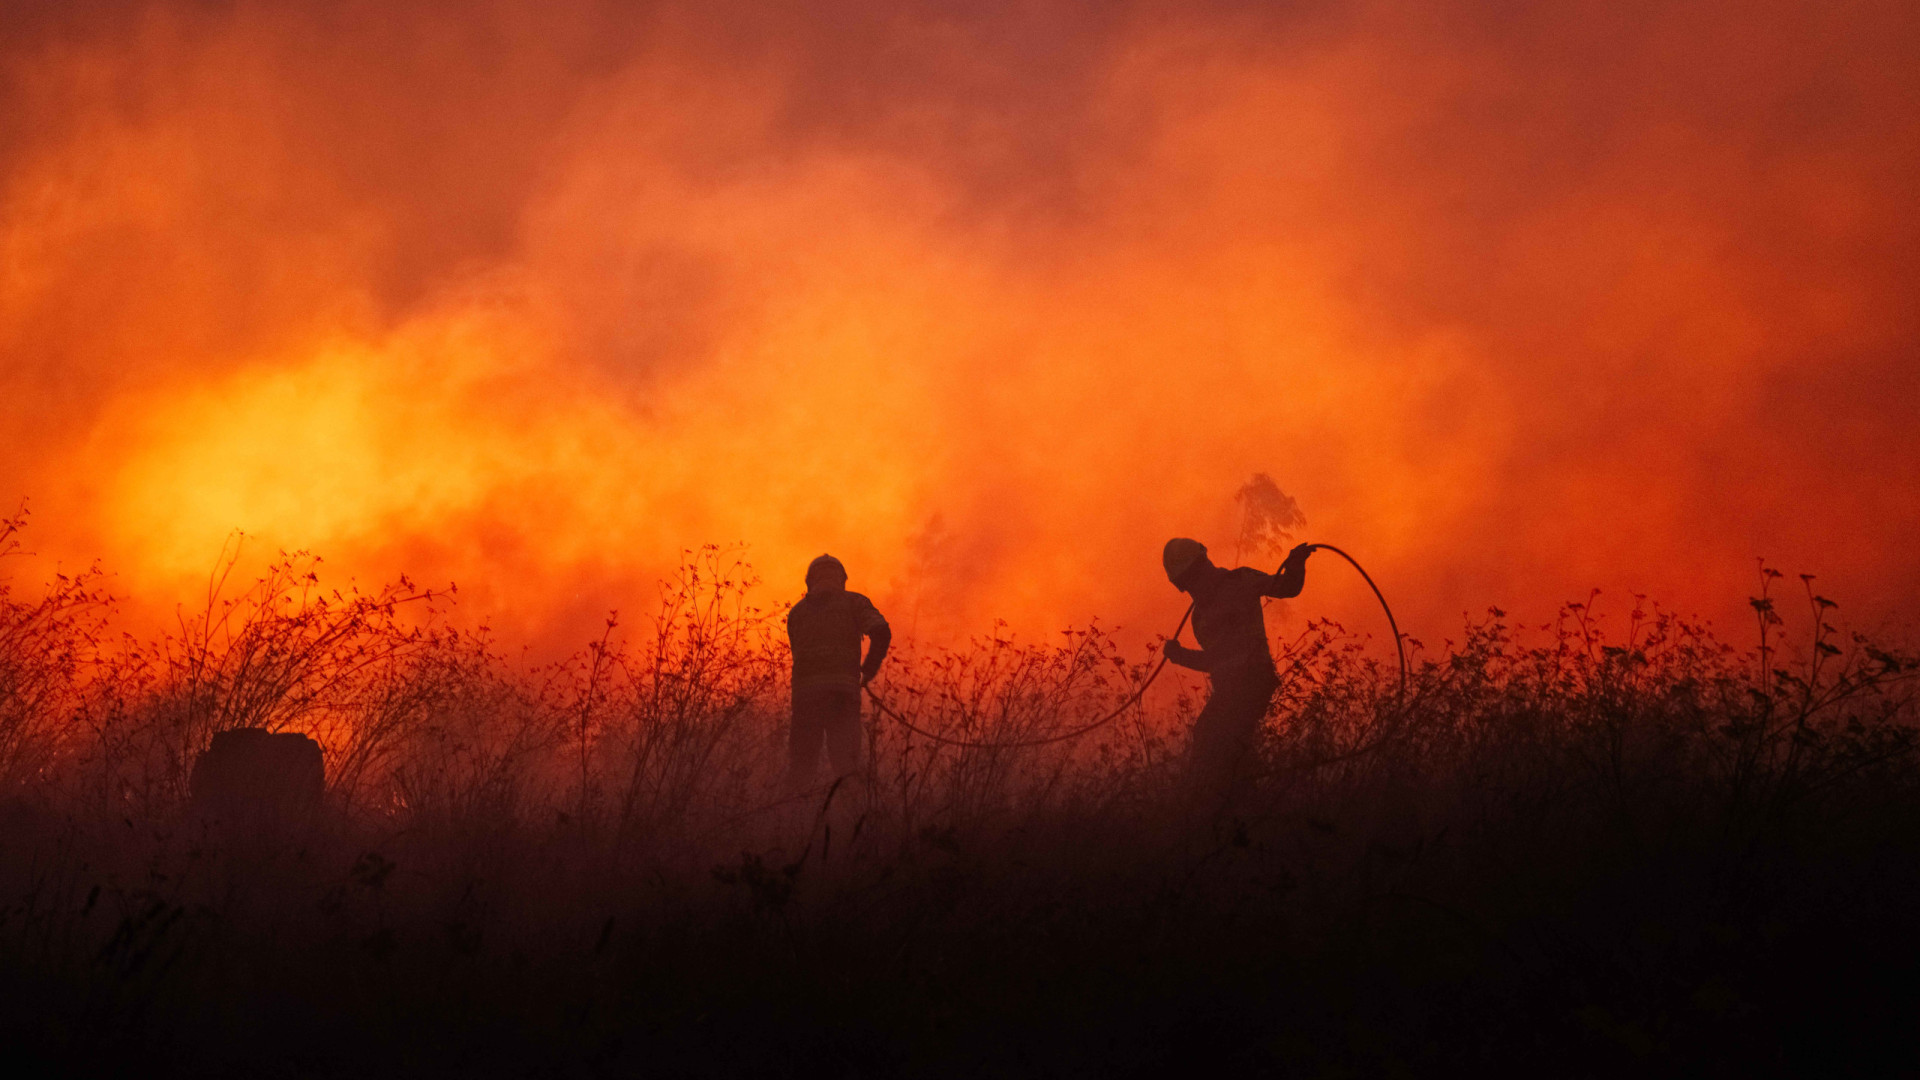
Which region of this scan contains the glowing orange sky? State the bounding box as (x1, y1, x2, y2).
(2, 0, 1916, 651)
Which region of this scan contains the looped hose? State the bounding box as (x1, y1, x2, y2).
(1302, 544, 1408, 702)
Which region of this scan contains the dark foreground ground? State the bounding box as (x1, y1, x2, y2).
(2, 756, 1916, 1079)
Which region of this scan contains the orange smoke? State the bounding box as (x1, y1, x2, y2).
(2, 1, 1916, 651)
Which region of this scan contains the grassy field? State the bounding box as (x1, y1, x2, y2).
(2, 516, 1916, 1076)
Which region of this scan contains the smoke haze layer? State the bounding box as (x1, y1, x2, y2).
(3, 0, 1916, 648)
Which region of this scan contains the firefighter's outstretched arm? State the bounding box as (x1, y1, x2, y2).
(1261, 543, 1313, 599)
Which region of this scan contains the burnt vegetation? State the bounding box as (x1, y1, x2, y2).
(0, 510, 1916, 1076)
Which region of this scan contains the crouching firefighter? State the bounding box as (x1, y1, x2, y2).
(1160, 537, 1313, 795)
(786, 555, 891, 789)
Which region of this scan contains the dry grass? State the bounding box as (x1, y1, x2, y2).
(1, 512, 1917, 1076)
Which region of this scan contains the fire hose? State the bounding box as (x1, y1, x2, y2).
(864, 543, 1406, 749)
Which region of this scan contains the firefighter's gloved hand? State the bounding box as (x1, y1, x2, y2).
(1285, 543, 1315, 564)
(1161, 640, 1200, 668)
(860, 665, 881, 687)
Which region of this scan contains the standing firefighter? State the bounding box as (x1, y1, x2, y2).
(786, 554, 891, 788)
(1160, 537, 1313, 793)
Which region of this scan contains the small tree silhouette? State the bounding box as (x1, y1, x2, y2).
(1234, 473, 1306, 565)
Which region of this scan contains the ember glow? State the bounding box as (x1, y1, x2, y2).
(3, 1, 1916, 648)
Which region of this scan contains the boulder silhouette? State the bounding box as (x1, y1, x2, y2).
(189, 728, 325, 820)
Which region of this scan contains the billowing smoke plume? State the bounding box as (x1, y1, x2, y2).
(2, 0, 1916, 648)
